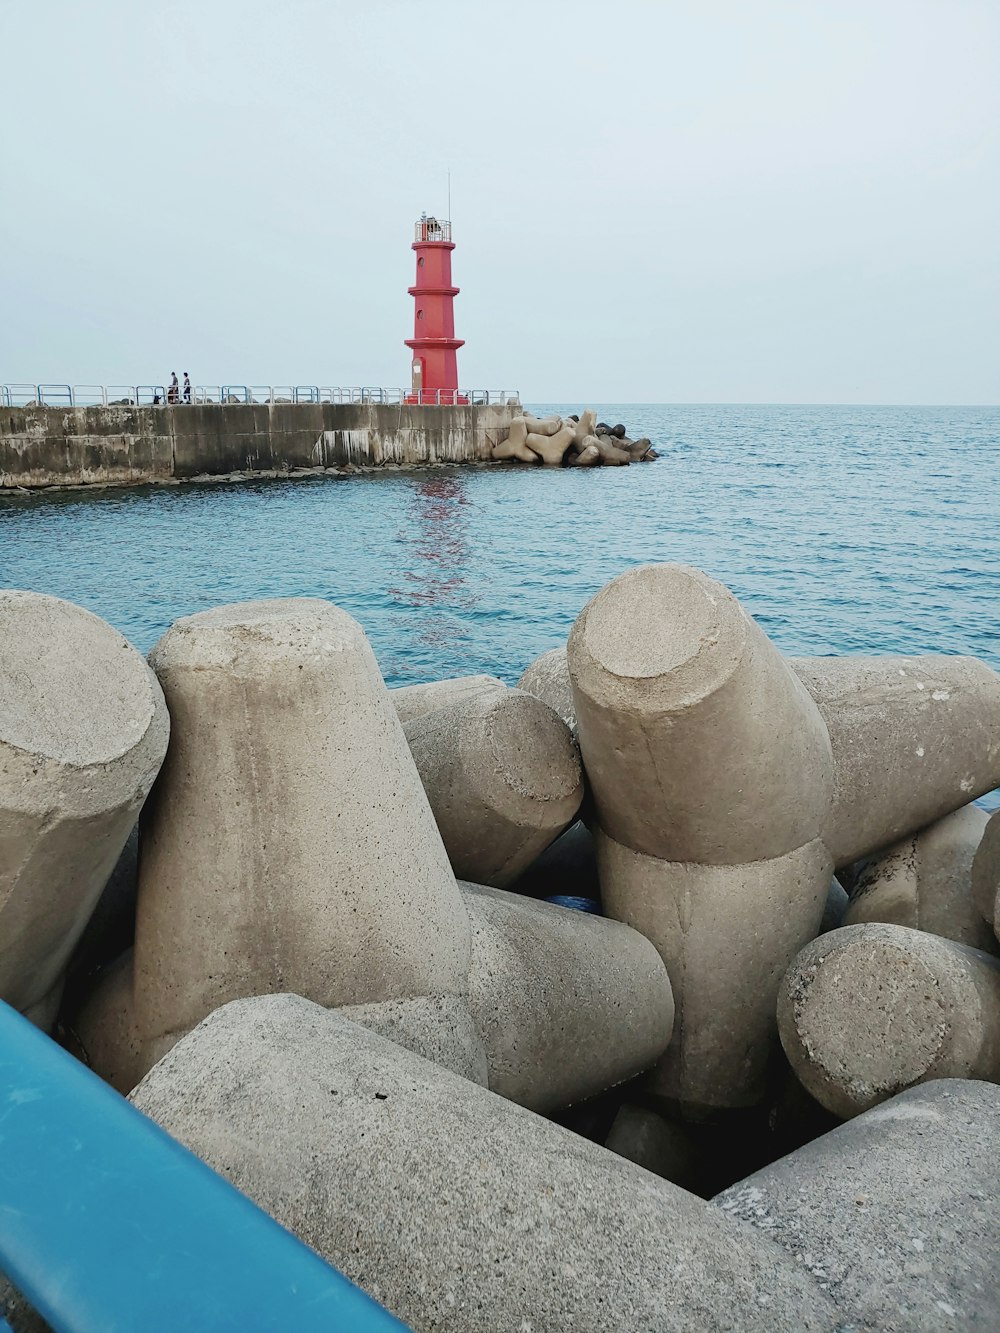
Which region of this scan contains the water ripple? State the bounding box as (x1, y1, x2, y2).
(1, 405, 997, 702)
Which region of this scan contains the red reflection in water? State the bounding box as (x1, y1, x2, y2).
(387, 478, 476, 649)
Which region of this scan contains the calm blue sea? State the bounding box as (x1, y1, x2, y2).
(3, 404, 998, 806)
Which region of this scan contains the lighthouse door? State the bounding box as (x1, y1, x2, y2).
(411, 358, 424, 401)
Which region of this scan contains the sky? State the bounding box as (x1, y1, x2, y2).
(2, 0, 998, 404)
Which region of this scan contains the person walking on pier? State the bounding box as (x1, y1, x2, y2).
(167, 372, 179, 404)
(183, 372, 191, 404)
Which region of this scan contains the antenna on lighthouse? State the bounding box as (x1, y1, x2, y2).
(447, 170, 451, 222)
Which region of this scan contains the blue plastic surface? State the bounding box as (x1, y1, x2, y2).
(0, 1001, 407, 1332)
(543, 895, 602, 914)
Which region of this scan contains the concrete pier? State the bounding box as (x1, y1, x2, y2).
(0, 401, 520, 489)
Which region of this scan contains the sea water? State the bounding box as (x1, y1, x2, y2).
(2, 403, 997, 709)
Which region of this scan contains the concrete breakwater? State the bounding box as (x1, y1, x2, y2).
(3, 566, 1000, 1328)
(0, 400, 520, 489)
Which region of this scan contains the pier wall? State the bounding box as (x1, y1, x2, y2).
(0, 401, 519, 489)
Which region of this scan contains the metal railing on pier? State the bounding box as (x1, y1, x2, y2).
(1, 384, 519, 409)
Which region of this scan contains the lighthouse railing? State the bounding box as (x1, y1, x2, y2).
(413, 218, 452, 243)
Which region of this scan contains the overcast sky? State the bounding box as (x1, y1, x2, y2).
(2, 0, 998, 403)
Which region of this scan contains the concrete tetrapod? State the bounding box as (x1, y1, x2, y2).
(972, 807, 1000, 934)
(568, 443, 600, 467)
(403, 688, 583, 888)
(390, 673, 506, 725)
(568, 564, 834, 1113)
(0, 592, 169, 1028)
(525, 423, 576, 465)
(130, 995, 842, 1332)
(845, 803, 997, 953)
(521, 413, 563, 437)
(714, 1079, 1000, 1331)
(461, 880, 673, 1109)
(72, 946, 488, 1093)
(516, 644, 576, 733)
(790, 655, 1000, 866)
(777, 922, 1000, 1118)
(569, 408, 597, 449)
(491, 417, 536, 462)
(134, 599, 472, 1071)
(590, 434, 630, 465)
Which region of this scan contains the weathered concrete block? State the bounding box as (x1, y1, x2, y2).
(521, 413, 563, 437)
(0, 592, 168, 1024)
(592, 435, 630, 465)
(130, 995, 841, 1332)
(596, 831, 832, 1112)
(568, 442, 600, 466)
(134, 598, 472, 1067)
(570, 567, 833, 865)
(569, 408, 597, 449)
(336, 993, 488, 1085)
(516, 644, 575, 733)
(714, 1079, 1000, 1331)
(403, 688, 583, 888)
(391, 672, 506, 725)
(972, 807, 1000, 933)
(491, 417, 536, 462)
(791, 655, 1000, 866)
(845, 804, 997, 952)
(525, 423, 575, 465)
(569, 565, 834, 1113)
(462, 880, 673, 1109)
(778, 922, 1000, 1117)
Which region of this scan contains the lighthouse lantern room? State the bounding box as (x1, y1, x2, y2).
(405, 214, 467, 404)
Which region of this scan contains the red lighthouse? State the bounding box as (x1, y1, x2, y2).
(405, 214, 466, 404)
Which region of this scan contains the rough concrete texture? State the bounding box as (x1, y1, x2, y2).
(68, 949, 143, 1095)
(521, 414, 562, 437)
(134, 598, 472, 1064)
(336, 993, 488, 1086)
(569, 408, 597, 448)
(516, 644, 576, 733)
(403, 688, 583, 888)
(778, 922, 1000, 1118)
(2, 400, 521, 488)
(845, 804, 997, 953)
(0, 591, 169, 1022)
(490, 416, 536, 463)
(462, 880, 673, 1109)
(390, 673, 506, 725)
(569, 442, 600, 466)
(626, 436, 653, 460)
(569, 566, 834, 865)
(131, 995, 841, 1332)
(714, 1079, 1000, 1331)
(972, 807, 1000, 932)
(569, 564, 834, 1111)
(525, 423, 575, 465)
(597, 830, 832, 1111)
(791, 654, 1000, 866)
(592, 435, 630, 464)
